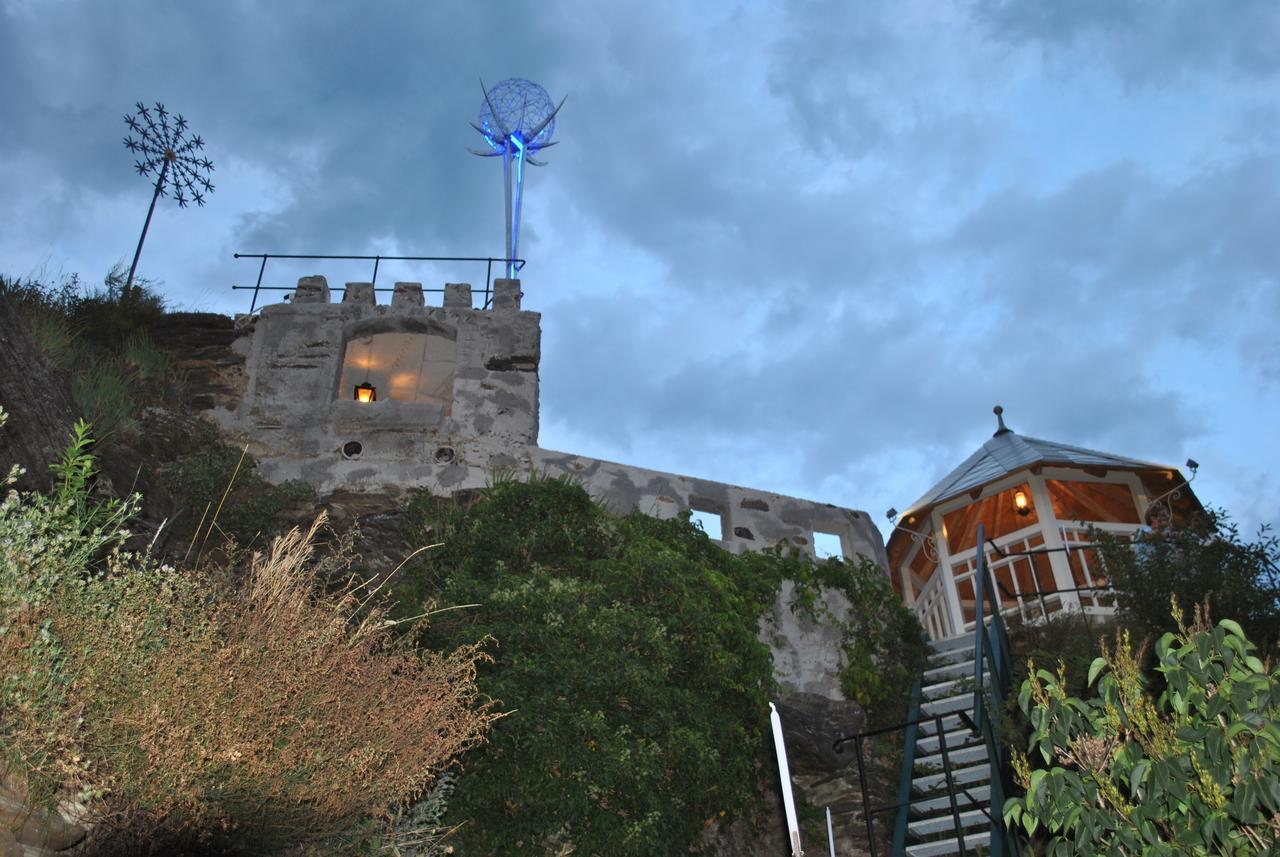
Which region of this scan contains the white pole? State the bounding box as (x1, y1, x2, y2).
(825, 806, 836, 857)
(769, 702, 804, 856)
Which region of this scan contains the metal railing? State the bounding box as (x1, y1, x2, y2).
(969, 523, 1020, 856)
(231, 253, 526, 312)
(832, 680, 973, 857)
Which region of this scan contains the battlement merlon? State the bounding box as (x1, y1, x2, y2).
(231, 275, 540, 450)
(284, 275, 523, 312)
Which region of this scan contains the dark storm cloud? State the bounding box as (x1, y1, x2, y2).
(1, 0, 1275, 535)
(970, 0, 1280, 82)
(948, 156, 1280, 348)
(0, 0, 580, 254)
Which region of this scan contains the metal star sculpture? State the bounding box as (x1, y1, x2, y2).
(469, 79, 564, 279)
(121, 101, 215, 297)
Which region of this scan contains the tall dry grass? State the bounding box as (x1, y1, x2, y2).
(5, 504, 494, 854)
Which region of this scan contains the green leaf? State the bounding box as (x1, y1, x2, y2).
(1129, 760, 1150, 798)
(1028, 768, 1048, 807)
(1218, 619, 1245, 640)
(1087, 656, 1107, 687)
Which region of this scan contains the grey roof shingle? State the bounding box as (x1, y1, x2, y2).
(900, 430, 1168, 518)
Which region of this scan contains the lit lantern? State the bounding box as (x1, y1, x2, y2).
(354, 382, 377, 403)
(1013, 489, 1031, 516)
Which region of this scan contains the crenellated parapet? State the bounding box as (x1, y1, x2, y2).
(221, 275, 540, 491)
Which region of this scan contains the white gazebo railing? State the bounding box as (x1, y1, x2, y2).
(911, 522, 1143, 640)
(912, 567, 952, 641)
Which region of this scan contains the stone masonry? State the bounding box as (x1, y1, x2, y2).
(213, 275, 889, 700)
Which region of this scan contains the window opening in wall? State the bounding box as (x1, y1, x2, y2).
(336, 332, 455, 412)
(689, 509, 723, 541)
(813, 530, 844, 560)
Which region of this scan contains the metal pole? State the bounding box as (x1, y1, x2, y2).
(125, 157, 170, 300)
(509, 135, 527, 279)
(250, 254, 267, 313)
(769, 702, 804, 857)
(853, 735, 877, 857)
(372, 255, 380, 286)
(503, 145, 513, 280)
(825, 807, 836, 857)
(937, 715, 967, 856)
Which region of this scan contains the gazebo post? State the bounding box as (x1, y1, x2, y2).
(931, 507, 965, 637)
(1027, 473, 1081, 613)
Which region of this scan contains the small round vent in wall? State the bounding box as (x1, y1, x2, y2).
(342, 441, 363, 459)
(434, 446, 456, 464)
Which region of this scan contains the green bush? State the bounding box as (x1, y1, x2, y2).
(1005, 600, 1280, 855)
(1095, 509, 1280, 650)
(160, 439, 316, 552)
(394, 476, 925, 856)
(1, 271, 176, 438)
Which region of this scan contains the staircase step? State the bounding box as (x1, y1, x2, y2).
(916, 727, 979, 756)
(923, 676, 975, 700)
(911, 784, 991, 816)
(913, 761, 990, 793)
(917, 713, 967, 736)
(908, 807, 989, 838)
(920, 693, 973, 718)
(926, 652, 972, 680)
(916, 742, 988, 771)
(905, 828, 991, 857)
(923, 657, 976, 683)
(928, 632, 976, 655)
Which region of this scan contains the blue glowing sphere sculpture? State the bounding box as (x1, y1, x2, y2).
(476, 78, 558, 153)
(469, 78, 565, 279)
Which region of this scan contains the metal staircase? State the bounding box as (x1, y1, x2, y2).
(839, 524, 1019, 857)
(896, 522, 1018, 857)
(896, 631, 996, 856)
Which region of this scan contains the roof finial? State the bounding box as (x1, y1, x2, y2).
(993, 404, 1012, 437)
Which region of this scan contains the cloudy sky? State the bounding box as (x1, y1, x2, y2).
(2, 0, 1277, 542)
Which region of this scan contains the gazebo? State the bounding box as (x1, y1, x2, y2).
(886, 407, 1202, 641)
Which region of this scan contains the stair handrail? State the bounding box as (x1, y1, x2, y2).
(834, 697, 975, 857)
(969, 523, 1019, 856)
(890, 676, 923, 855)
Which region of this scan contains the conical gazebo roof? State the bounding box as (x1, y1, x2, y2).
(898, 409, 1168, 521)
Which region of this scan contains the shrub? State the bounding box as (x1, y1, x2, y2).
(1005, 599, 1280, 855)
(1, 271, 176, 439)
(160, 438, 316, 553)
(394, 476, 925, 856)
(1, 412, 494, 853)
(1094, 509, 1280, 650)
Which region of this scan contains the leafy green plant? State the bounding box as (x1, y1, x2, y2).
(1005, 599, 1280, 855)
(69, 362, 137, 439)
(1094, 509, 1280, 651)
(394, 476, 925, 856)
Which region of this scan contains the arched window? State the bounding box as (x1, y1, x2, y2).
(337, 330, 455, 412)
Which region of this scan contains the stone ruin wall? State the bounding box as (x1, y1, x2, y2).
(213, 275, 890, 700)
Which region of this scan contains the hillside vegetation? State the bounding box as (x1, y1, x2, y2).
(0, 412, 494, 855)
(0, 273, 926, 854)
(393, 476, 925, 856)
